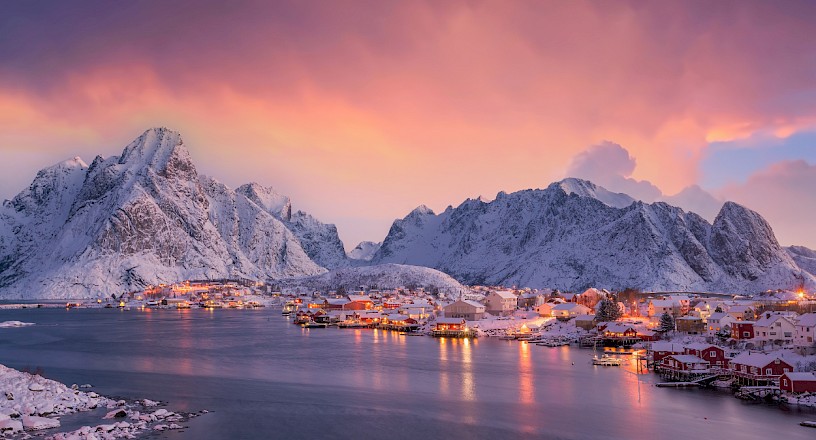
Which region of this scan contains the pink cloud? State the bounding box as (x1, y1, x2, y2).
(1, 1, 816, 247)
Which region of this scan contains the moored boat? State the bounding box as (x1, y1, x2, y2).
(592, 354, 623, 366)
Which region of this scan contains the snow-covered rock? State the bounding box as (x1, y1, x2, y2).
(0, 128, 341, 299)
(0, 321, 34, 328)
(347, 241, 381, 261)
(372, 178, 815, 292)
(237, 183, 348, 269)
(280, 263, 465, 294)
(22, 414, 60, 430)
(787, 245, 816, 277)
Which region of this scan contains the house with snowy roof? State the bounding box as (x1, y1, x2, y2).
(665, 295, 692, 314)
(706, 312, 737, 336)
(729, 352, 793, 384)
(551, 303, 591, 319)
(659, 354, 710, 376)
(344, 294, 374, 310)
(443, 299, 486, 321)
(780, 371, 816, 393)
(726, 305, 755, 321)
(485, 290, 517, 316)
(753, 312, 796, 347)
(676, 316, 705, 334)
(794, 313, 816, 353)
(649, 342, 685, 364)
(535, 303, 554, 317)
(648, 299, 681, 317)
(684, 343, 729, 369)
(731, 321, 756, 340)
(517, 292, 546, 309)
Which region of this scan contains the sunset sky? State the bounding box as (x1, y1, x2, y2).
(1, 1, 815, 249)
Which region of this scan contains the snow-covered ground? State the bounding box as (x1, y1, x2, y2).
(0, 364, 203, 438)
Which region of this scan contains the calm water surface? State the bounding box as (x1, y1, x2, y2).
(0, 308, 813, 439)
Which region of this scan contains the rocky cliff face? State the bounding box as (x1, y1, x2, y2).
(347, 241, 382, 261)
(787, 245, 816, 278)
(0, 128, 339, 299)
(372, 179, 814, 292)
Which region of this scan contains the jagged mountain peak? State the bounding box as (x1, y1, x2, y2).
(236, 182, 292, 221)
(347, 241, 382, 261)
(409, 205, 435, 217)
(551, 177, 636, 209)
(0, 128, 342, 298)
(373, 179, 814, 292)
(117, 127, 196, 181)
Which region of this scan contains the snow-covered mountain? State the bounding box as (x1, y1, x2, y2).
(787, 246, 816, 278)
(347, 241, 382, 261)
(372, 178, 815, 292)
(279, 263, 465, 294)
(235, 183, 348, 269)
(0, 128, 347, 299)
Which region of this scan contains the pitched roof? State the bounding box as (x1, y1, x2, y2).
(685, 343, 721, 351)
(491, 291, 517, 300)
(668, 355, 708, 364)
(552, 303, 588, 311)
(436, 317, 466, 324)
(347, 295, 373, 302)
(755, 313, 795, 328)
(650, 300, 679, 308)
(797, 313, 816, 327)
(574, 314, 596, 321)
(707, 312, 728, 321)
(604, 323, 636, 333)
(730, 352, 787, 368)
(650, 342, 685, 352)
(783, 372, 816, 382)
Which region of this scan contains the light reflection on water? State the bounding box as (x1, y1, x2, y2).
(0, 308, 814, 440)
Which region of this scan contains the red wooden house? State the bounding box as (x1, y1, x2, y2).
(660, 354, 710, 374)
(731, 321, 755, 340)
(649, 342, 685, 364)
(729, 352, 793, 384)
(684, 343, 729, 369)
(780, 372, 816, 393)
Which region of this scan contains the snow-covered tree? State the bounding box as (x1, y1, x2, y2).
(596, 296, 622, 322)
(659, 312, 675, 332)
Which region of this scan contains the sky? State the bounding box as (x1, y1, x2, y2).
(1, 1, 815, 249)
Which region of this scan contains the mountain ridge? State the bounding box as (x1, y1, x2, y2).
(372, 178, 814, 292)
(0, 128, 346, 299)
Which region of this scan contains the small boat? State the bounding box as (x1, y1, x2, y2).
(592, 354, 623, 366)
(281, 301, 297, 316)
(302, 321, 329, 328)
(801, 421, 816, 428)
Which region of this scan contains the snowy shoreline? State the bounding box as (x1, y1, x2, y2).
(0, 364, 204, 438)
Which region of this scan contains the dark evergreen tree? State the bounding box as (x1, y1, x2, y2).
(596, 296, 622, 322)
(659, 312, 675, 332)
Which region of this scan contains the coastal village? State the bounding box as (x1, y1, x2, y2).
(58, 279, 816, 411)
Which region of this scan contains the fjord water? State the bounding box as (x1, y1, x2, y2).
(0, 308, 812, 439)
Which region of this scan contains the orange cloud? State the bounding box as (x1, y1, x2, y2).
(2, 1, 816, 247)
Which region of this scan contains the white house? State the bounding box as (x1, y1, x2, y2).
(552, 303, 591, 319)
(753, 312, 797, 346)
(706, 312, 738, 336)
(443, 300, 486, 321)
(535, 303, 554, 317)
(666, 295, 691, 314)
(795, 313, 816, 353)
(485, 290, 517, 316)
(648, 299, 680, 317)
